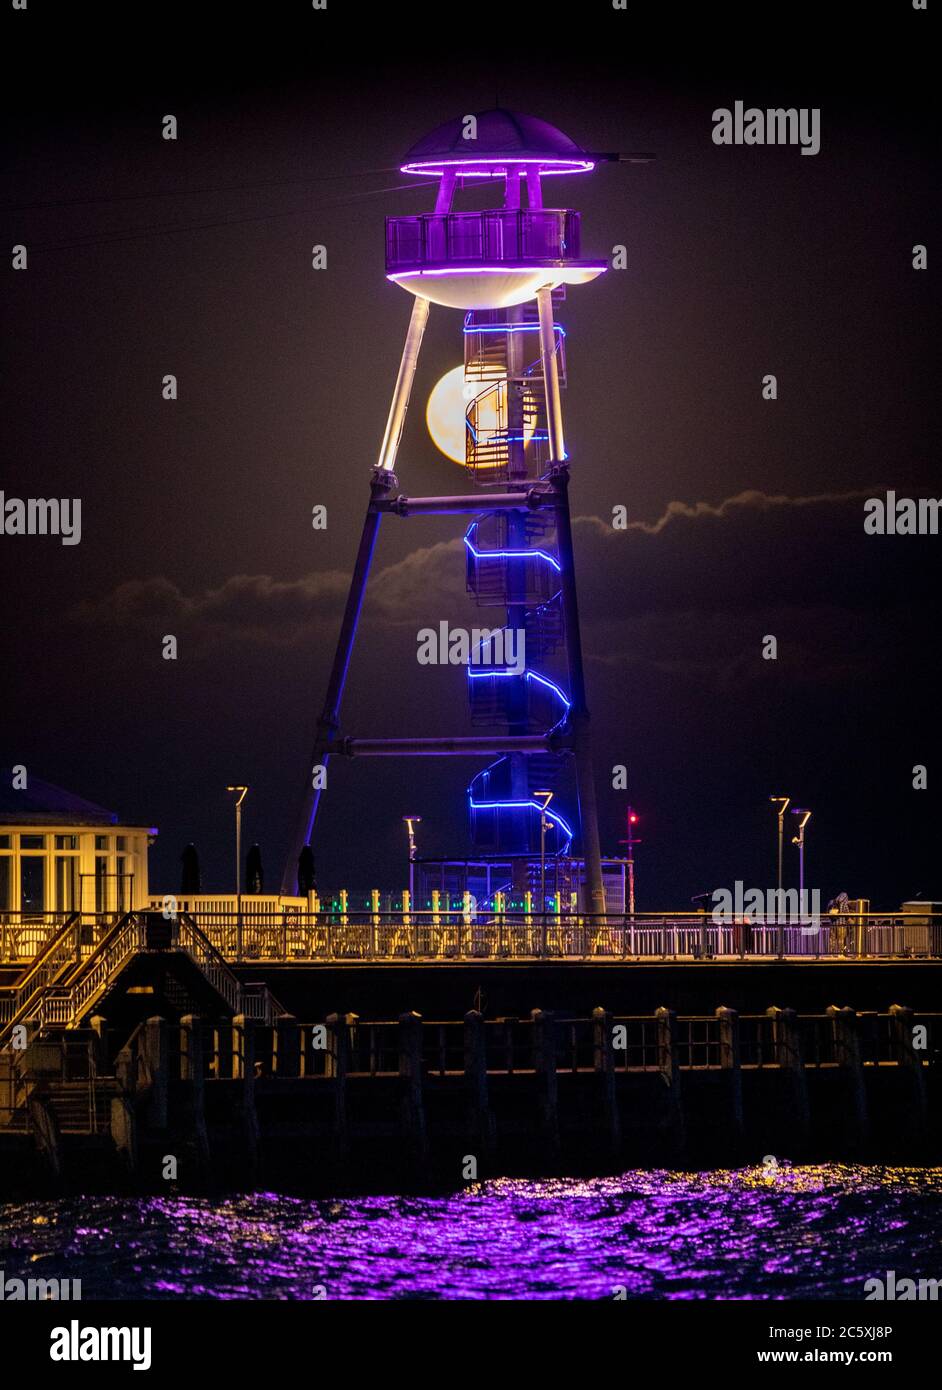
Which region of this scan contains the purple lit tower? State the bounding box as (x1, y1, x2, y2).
(285, 110, 633, 912)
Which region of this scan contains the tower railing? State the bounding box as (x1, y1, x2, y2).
(386, 208, 581, 270)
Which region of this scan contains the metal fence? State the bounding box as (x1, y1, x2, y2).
(3, 909, 940, 966)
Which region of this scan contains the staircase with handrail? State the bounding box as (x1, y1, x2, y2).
(461, 299, 574, 877)
(0, 911, 285, 1049)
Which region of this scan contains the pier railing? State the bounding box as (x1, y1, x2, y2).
(150, 907, 942, 962)
(135, 1008, 942, 1082)
(3, 909, 940, 969)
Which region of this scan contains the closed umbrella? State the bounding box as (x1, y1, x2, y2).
(297, 844, 317, 895)
(246, 843, 264, 894)
(181, 843, 201, 894)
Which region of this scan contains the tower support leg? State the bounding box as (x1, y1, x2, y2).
(282, 299, 431, 891)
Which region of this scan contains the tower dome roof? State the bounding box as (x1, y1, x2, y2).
(400, 109, 594, 176)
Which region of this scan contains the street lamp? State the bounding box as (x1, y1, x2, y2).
(791, 808, 812, 923)
(226, 785, 248, 959)
(534, 791, 554, 953)
(769, 795, 790, 900)
(402, 816, 421, 903)
(769, 795, 790, 959)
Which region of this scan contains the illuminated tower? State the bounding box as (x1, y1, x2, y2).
(285, 110, 632, 912)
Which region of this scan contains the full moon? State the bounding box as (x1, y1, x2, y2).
(425, 365, 471, 465)
(426, 365, 537, 466)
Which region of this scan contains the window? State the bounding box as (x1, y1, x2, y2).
(95, 857, 108, 913)
(55, 834, 78, 850)
(21, 834, 45, 850)
(20, 857, 46, 914)
(116, 856, 128, 912)
(0, 834, 10, 849)
(95, 835, 110, 851)
(0, 857, 10, 911)
(55, 856, 79, 912)
(116, 835, 127, 851)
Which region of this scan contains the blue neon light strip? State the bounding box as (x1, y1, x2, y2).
(463, 323, 567, 337)
(467, 794, 574, 849)
(467, 667, 572, 711)
(464, 423, 551, 447)
(463, 533, 562, 572)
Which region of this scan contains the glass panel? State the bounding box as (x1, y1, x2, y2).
(55, 834, 77, 850)
(116, 836, 127, 851)
(0, 857, 10, 910)
(484, 212, 507, 261)
(116, 857, 127, 912)
(448, 214, 484, 262)
(424, 216, 446, 263)
(0, 834, 10, 848)
(20, 857, 46, 914)
(95, 857, 108, 913)
(55, 856, 79, 911)
(95, 835, 109, 851)
(21, 834, 45, 850)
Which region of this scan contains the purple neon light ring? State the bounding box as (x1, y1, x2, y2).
(387, 263, 608, 279)
(400, 157, 596, 177)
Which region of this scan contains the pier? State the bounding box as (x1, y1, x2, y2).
(1, 1002, 939, 1194)
(1, 909, 940, 1193)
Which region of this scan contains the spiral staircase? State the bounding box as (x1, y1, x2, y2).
(461, 295, 574, 882)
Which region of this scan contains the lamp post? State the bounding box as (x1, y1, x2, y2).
(226, 785, 248, 959)
(624, 808, 640, 915)
(769, 795, 790, 958)
(402, 815, 421, 903)
(769, 795, 790, 899)
(791, 808, 811, 925)
(534, 790, 553, 955)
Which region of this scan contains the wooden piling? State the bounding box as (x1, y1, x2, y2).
(274, 1015, 300, 1078)
(592, 1006, 621, 1152)
(179, 1014, 210, 1177)
(29, 1096, 62, 1178)
(826, 1005, 869, 1154)
(766, 1005, 810, 1153)
(325, 1012, 353, 1161)
(464, 1009, 495, 1161)
(888, 1002, 929, 1149)
(110, 1095, 137, 1172)
(141, 1016, 168, 1130)
(398, 1011, 428, 1164)
(715, 1005, 744, 1149)
(655, 1006, 685, 1155)
(232, 1014, 260, 1178)
(530, 1008, 560, 1162)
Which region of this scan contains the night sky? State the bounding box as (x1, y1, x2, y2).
(2, 2, 938, 908)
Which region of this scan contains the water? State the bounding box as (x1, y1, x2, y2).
(2, 1166, 940, 1300)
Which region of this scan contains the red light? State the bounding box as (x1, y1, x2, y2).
(629, 814, 638, 823)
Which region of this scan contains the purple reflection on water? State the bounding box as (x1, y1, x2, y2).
(2, 1166, 940, 1300)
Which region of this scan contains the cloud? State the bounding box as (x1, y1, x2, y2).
(71, 488, 934, 686)
(70, 539, 468, 645)
(598, 487, 878, 536)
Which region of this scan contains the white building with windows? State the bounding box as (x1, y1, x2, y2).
(0, 776, 156, 924)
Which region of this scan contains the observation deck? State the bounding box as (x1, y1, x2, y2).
(385, 207, 606, 309)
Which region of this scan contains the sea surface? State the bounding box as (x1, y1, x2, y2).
(2, 1166, 940, 1300)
